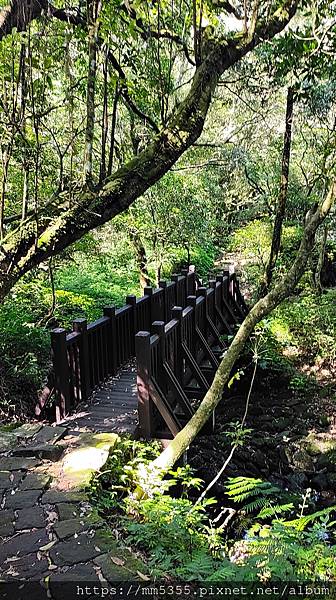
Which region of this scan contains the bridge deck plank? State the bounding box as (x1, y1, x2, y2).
(61, 363, 138, 434)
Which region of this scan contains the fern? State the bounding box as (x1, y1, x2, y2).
(284, 505, 336, 531)
(225, 477, 280, 505)
(258, 503, 294, 520)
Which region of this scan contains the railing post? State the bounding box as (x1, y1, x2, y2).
(126, 294, 137, 351)
(196, 287, 208, 336)
(73, 318, 90, 402)
(159, 280, 168, 322)
(103, 305, 117, 375)
(144, 286, 153, 325)
(136, 331, 155, 439)
(171, 307, 184, 384)
(171, 274, 179, 304)
(187, 295, 197, 357)
(50, 328, 71, 422)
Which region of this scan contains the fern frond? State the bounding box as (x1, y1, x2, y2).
(284, 505, 336, 531)
(258, 503, 294, 520)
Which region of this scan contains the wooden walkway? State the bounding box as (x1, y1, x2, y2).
(61, 362, 138, 434)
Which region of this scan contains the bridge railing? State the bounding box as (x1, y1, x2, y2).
(48, 269, 197, 421)
(135, 271, 249, 439)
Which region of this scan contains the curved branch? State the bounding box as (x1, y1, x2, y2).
(0, 0, 300, 302)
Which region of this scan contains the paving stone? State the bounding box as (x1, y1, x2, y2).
(56, 503, 80, 520)
(14, 507, 45, 530)
(49, 530, 113, 566)
(0, 521, 15, 537)
(0, 471, 23, 490)
(12, 444, 64, 462)
(53, 515, 103, 540)
(0, 457, 41, 471)
(19, 473, 51, 491)
(33, 425, 67, 445)
(0, 509, 15, 537)
(1, 552, 48, 579)
(5, 489, 42, 510)
(49, 564, 100, 600)
(0, 431, 17, 452)
(0, 530, 49, 563)
(13, 423, 43, 441)
(0, 509, 14, 525)
(41, 490, 88, 504)
(94, 549, 146, 582)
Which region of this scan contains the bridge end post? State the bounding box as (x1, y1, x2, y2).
(136, 331, 155, 439)
(50, 328, 71, 422)
(171, 307, 183, 384)
(73, 318, 90, 402)
(103, 306, 117, 375)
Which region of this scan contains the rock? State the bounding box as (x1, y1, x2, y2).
(0, 530, 48, 563)
(60, 432, 118, 490)
(0, 431, 17, 452)
(49, 529, 113, 566)
(0, 510, 15, 537)
(1, 552, 48, 580)
(5, 489, 42, 510)
(12, 444, 64, 462)
(327, 473, 336, 488)
(311, 473, 329, 491)
(32, 425, 67, 445)
(41, 490, 88, 505)
(15, 507, 45, 530)
(0, 471, 23, 490)
(19, 473, 51, 491)
(94, 550, 146, 582)
(0, 521, 15, 537)
(13, 423, 43, 441)
(0, 457, 41, 471)
(286, 472, 309, 490)
(53, 515, 103, 540)
(49, 564, 100, 600)
(56, 503, 80, 520)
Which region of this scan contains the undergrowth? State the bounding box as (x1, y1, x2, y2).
(90, 437, 336, 583)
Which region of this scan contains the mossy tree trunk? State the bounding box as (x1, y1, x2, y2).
(151, 181, 336, 473)
(263, 86, 295, 293)
(0, 1, 299, 304)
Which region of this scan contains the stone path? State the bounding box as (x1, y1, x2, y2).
(0, 367, 147, 599)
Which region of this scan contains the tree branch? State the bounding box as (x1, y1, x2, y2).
(150, 180, 336, 473)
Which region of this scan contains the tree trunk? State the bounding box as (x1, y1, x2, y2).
(315, 224, 328, 294)
(83, 0, 101, 185)
(263, 86, 295, 292)
(149, 181, 336, 474)
(129, 228, 151, 289)
(0, 1, 299, 305)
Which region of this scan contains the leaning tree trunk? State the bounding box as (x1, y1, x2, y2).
(264, 87, 295, 292)
(149, 181, 336, 474)
(315, 224, 328, 294)
(129, 228, 151, 289)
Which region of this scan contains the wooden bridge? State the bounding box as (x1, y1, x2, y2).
(40, 269, 248, 439)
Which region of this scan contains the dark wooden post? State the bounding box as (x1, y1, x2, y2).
(171, 274, 179, 304)
(196, 287, 208, 336)
(172, 307, 183, 384)
(144, 287, 153, 325)
(159, 280, 168, 322)
(73, 318, 90, 402)
(136, 331, 155, 439)
(51, 328, 71, 422)
(126, 294, 137, 352)
(151, 321, 166, 359)
(103, 306, 117, 375)
(216, 275, 224, 313)
(187, 295, 197, 357)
